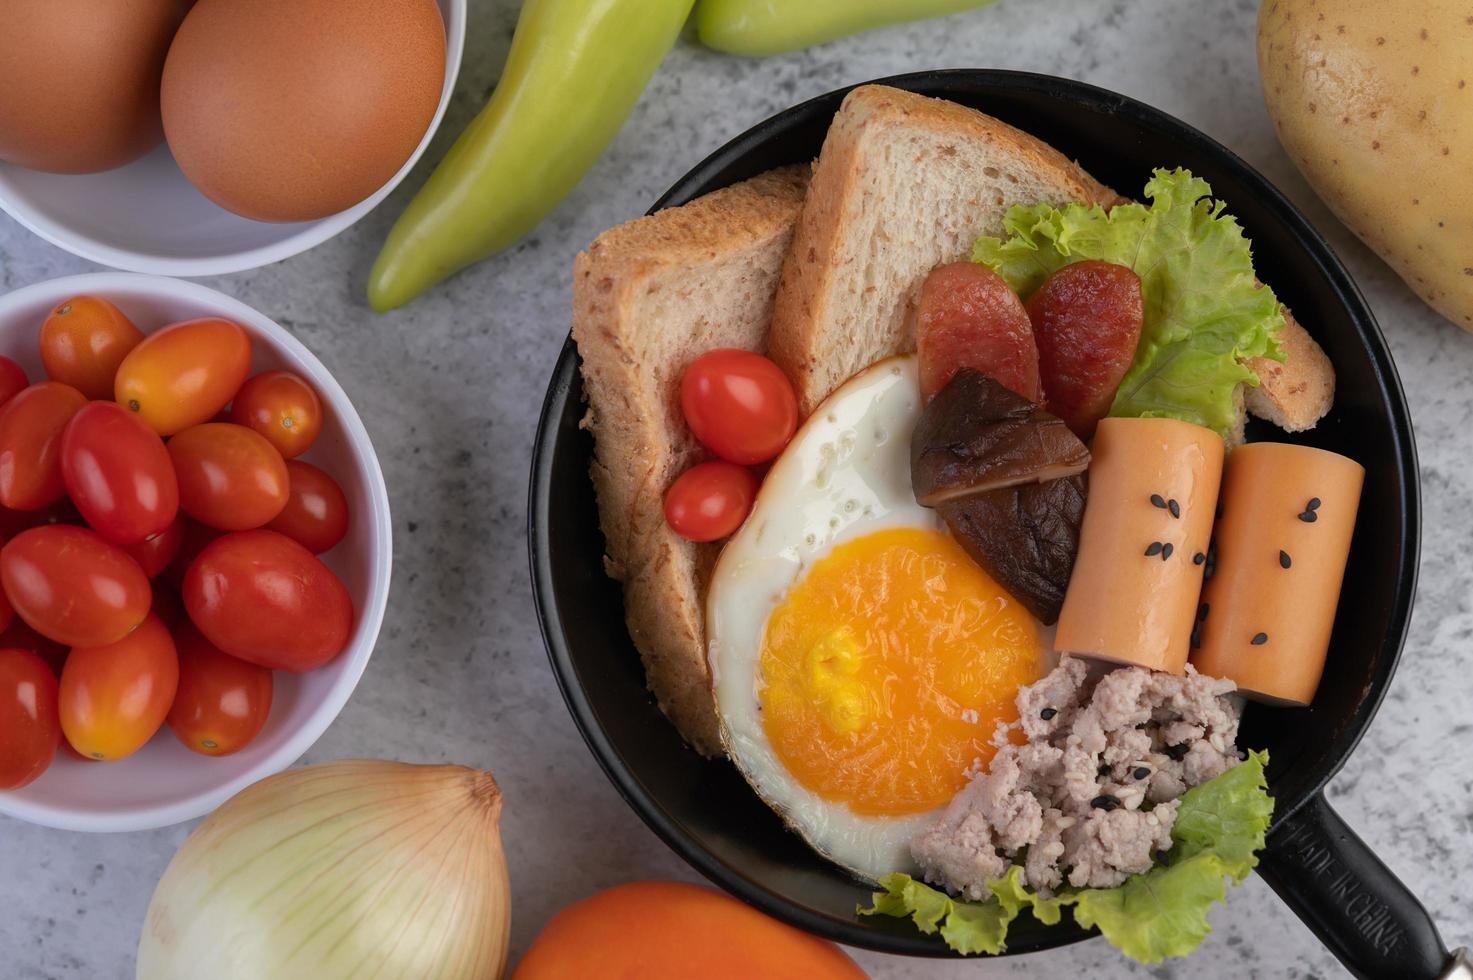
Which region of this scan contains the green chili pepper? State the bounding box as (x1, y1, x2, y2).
(368, 0, 695, 311)
(695, 0, 998, 57)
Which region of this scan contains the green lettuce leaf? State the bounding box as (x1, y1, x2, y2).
(972, 168, 1284, 436)
(860, 873, 1014, 955)
(858, 751, 1274, 963)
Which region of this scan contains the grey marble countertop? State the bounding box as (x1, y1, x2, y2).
(3, 1, 1469, 977)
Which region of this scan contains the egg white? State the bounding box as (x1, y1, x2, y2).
(706, 354, 953, 881)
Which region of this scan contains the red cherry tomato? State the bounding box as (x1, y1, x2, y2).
(162, 518, 223, 592)
(680, 350, 798, 465)
(114, 317, 251, 436)
(663, 461, 758, 542)
(149, 580, 184, 632)
(0, 647, 61, 789)
(0, 525, 151, 646)
(266, 460, 349, 553)
(229, 371, 324, 459)
(183, 529, 353, 672)
(168, 621, 272, 756)
(59, 614, 177, 761)
(0, 382, 87, 511)
(124, 513, 186, 578)
(61, 401, 179, 545)
(167, 423, 289, 531)
(0, 618, 67, 676)
(0, 357, 29, 410)
(38, 295, 146, 400)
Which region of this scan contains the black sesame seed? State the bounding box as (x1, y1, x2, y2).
(1145, 542, 1164, 557)
(1161, 543, 1174, 561)
(1307, 497, 1321, 511)
(1156, 849, 1172, 866)
(1298, 510, 1318, 523)
(1164, 743, 1189, 761)
(1168, 498, 1181, 519)
(1193, 551, 1206, 565)
(1190, 624, 1201, 649)
(1150, 494, 1167, 509)
(1091, 795, 1122, 812)
(1040, 707, 1058, 721)
(1251, 632, 1269, 645)
(1279, 550, 1292, 569)
(1198, 602, 1209, 621)
(1133, 767, 1151, 780)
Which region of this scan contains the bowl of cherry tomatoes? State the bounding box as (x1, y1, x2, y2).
(0, 272, 391, 832)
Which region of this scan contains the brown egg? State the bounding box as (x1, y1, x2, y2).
(0, 0, 185, 174)
(161, 0, 446, 223)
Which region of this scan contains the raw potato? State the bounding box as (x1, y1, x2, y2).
(1258, 1, 1473, 329)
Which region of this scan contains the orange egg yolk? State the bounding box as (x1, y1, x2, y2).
(758, 526, 1042, 816)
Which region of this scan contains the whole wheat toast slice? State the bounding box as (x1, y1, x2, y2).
(767, 84, 1126, 416)
(571, 166, 809, 756)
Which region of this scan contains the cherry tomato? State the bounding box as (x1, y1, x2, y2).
(230, 371, 323, 459)
(663, 461, 758, 542)
(184, 530, 352, 672)
(0, 618, 67, 676)
(149, 580, 184, 631)
(38, 295, 146, 400)
(680, 350, 799, 465)
(266, 460, 349, 553)
(162, 518, 223, 592)
(114, 317, 251, 436)
(124, 513, 186, 578)
(168, 621, 272, 757)
(0, 357, 28, 409)
(167, 423, 289, 530)
(0, 382, 87, 511)
(59, 614, 177, 762)
(0, 648, 61, 788)
(0, 525, 151, 646)
(61, 401, 179, 545)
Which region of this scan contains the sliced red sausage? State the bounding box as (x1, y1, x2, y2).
(1026, 260, 1144, 440)
(918, 262, 1042, 403)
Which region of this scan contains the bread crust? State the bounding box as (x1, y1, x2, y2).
(572, 166, 809, 755)
(769, 84, 1124, 416)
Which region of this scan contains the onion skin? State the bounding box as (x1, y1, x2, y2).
(137, 760, 510, 980)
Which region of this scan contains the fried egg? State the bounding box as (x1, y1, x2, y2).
(707, 355, 1045, 881)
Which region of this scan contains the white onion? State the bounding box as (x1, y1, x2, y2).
(137, 760, 509, 980)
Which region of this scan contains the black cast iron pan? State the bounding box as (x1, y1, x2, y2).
(530, 70, 1463, 979)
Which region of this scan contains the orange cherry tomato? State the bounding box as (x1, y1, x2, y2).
(124, 513, 186, 578)
(0, 525, 151, 646)
(663, 461, 758, 542)
(0, 647, 61, 789)
(680, 349, 799, 465)
(229, 371, 323, 458)
(0, 382, 87, 511)
(59, 614, 177, 761)
(167, 423, 289, 530)
(38, 295, 145, 400)
(183, 530, 352, 672)
(0, 357, 29, 410)
(168, 621, 272, 757)
(266, 460, 348, 553)
(114, 317, 251, 436)
(512, 882, 867, 980)
(61, 401, 179, 545)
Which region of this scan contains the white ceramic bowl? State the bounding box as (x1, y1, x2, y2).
(0, 273, 392, 831)
(0, 1, 465, 277)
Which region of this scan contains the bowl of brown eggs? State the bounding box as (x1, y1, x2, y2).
(0, 0, 465, 276)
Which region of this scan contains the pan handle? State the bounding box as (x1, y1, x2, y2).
(1257, 790, 1460, 979)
